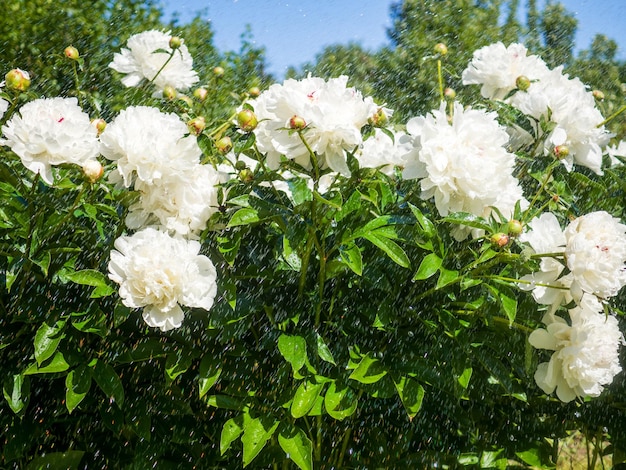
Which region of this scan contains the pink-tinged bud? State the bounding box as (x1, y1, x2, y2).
(554, 145, 569, 159)
(163, 85, 177, 100)
(248, 86, 260, 97)
(91, 118, 107, 135)
(178, 95, 193, 107)
(169, 36, 182, 50)
(237, 109, 258, 132)
(5, 69, 31, 92)
(444, 87, 456, 100)
(516, 75, 531, 91)
(368, 108, 388, 127)
(193, 87, 209, 102)
(434, 43, 448, 55)
(64, 46, 80, 60)
(213, 66, 225, 77)
(234, 160, 247, 171)
(289, 115, 306, 130)
(592, 90, 605, 101)
(215, 136, 233, 154)
(490, 232, 510, 248)
(506, 219, 523, 236)
(239, 168, 254, 183)
(82, 160, 104, 183)
(187, 116, 206, 135)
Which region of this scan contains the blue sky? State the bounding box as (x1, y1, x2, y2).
(161, 0, 626, 78)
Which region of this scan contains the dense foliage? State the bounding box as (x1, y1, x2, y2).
(1, 1, 626, 469)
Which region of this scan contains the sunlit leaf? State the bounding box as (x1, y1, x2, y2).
(278, 423, 313, 470)
(290, 379, 325, 418)
(228, 207, 260, 227)
(393, 376, 424, 420)
(339, 242, 363, 276)
(92, 359, 124, 408)
(242, 414, 279, 467)
(198, 355, 222, 398)
(349, 355, 387, 384)
(324, 381, 358, 420)
(23, 352, 70, 375)
(34, 320, 66, 365)
(315, 332, 336, 365)
(3, 374, 30, 414)
(220, 416, 243, 455)
(65, 366, 91, 413)
(363, 231, 410, 268)
(278, 334, 307, 373)
(412, 252, 442, 281)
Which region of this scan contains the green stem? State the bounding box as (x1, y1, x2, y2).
(71, 61, 83, 108)
(597, 104, 626, 128)
(149, 49, 177, 87)
(298, 231, 315, 298)
(315, 415, 322, 463)
(437, 59, 444, 102)
(523, 160, 559, 223)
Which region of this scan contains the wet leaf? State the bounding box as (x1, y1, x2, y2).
(363, 231, 410, 268)
(34, 320, 66, 365)
(220, 416, 243, 455)
(393, 376, 424, 420)
(278, 334, 307, 373)
(291, 379, 324, 418)
(92, 359, 124, 408)
(3, 374, 30, 414)
(324, 381, 358, 420)
(198, 355, 222, 398)
(25, 451, 84, 470)
(228, 207, 260, 227)
(349, 355, 387, 384)
(242, 414, 279, 467)
(315, 332, 336, 365)
(278, 423, 313, 470)
(339, 242, 363, 276)
(412, 252, 442, 281)
(23, 352, 70, 375)
(65, 366, 91, 413)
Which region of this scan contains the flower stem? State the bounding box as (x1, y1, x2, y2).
(149, 49, 177, 87)
(597, 104, 626, 128)
(437, 59, 444, 102)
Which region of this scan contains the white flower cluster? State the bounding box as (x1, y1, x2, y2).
(1, 97, 100, 184)
(247, 75, 382, 176)
(105, 37, 220, 331)
(104, 106, 222, 330)
(109, 30, 198, 94)
(0, 82, 8, 119)
(529, 295, 623, 403)
(462, 42, 612, 175)
(401, 102, 527, 240)
(357, 128, 412, 177)
(520, 211, 626, 401)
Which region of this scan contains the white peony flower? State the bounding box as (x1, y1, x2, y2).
(109, 30, 198, 92)
(357, 128, 412, 176)
(126, 163, 224, 237)
(108, 227, 218, 332)
(518, 213, 572, 308)
(564, 211, 626, 299)
(462, 42, 550, 100)
(1, 97, 99, 184)
(402, 101, 527, 240)
(607, 140, 626, 167)
(248, 75, 380, 176)
(0, 82, 8, 119)
(100, 106, 201, 187)
(529, 294, 623, 402)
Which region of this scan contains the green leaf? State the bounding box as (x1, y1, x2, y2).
(363, 232, 410, 268)
(278, 424, 313, 470)
(339, 243, 363, 276)
(443, 212, 492, 232)
(409, 203, 436, 238)
(324, 381, 358, 420)
(242, 414, 279, 467)
(23, 352, 70, 375)
(436, 267, 459, 289)
(458, 367, 473, 389)
(315, 332, 336, 365)
(515, 447, 546, 467)
(287, 177, 313, 205)
(165, 350, 194, 381)
(278, 334, 307, 373)
(228, 207, 260, 227)
(206, 394, 247, 410)
(393, 376, 424, 420)
(220, 416, 243, 455)
(500, 290, 518, 325)
(65, 366, 91, 413)
(354, 215, 394, 236)
(92, 360, 124, 408)
(412, 253, 442, 281)
(72, 310, 108, 337)
(34, 320, 66, 365)
(3, 374, 30, 414)
(291, 379, 325, 418)
(349, 355, 388, 384)
(26, 451, 85, 470)
(63, 269, 109, 287)
(198, 355, 222, 398)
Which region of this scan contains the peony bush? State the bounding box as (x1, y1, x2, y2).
(1, 30, 626, 468)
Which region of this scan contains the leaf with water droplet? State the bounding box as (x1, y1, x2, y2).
(34, 320, 66, 365)
(278, 423, 313, 470)
(65, 366, 91, 413)
(241, 414, 279, 467)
